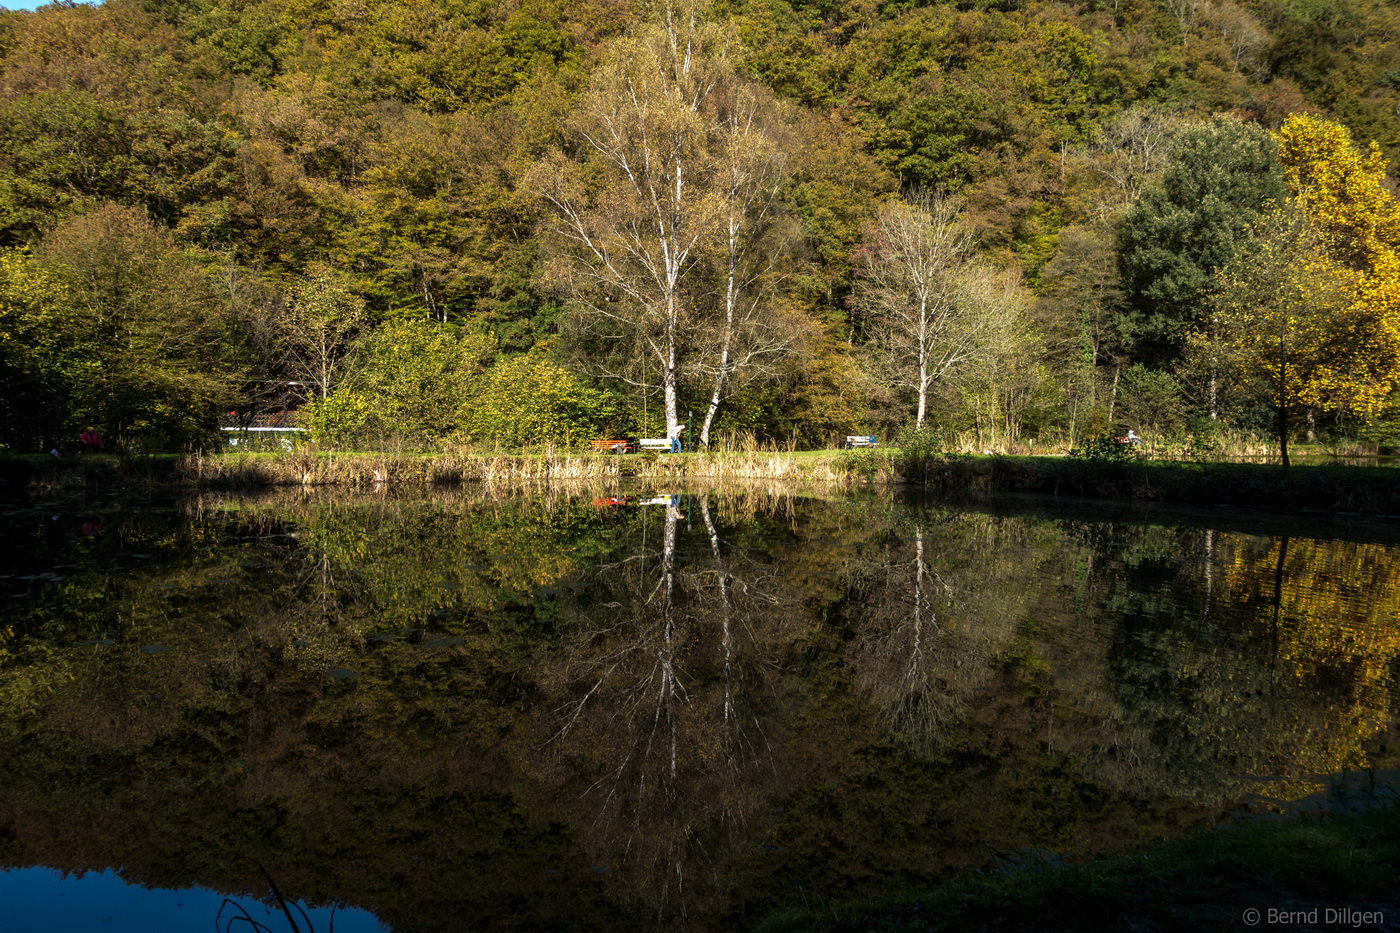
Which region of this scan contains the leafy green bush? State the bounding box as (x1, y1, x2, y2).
(1184, 419, 1224, 462)
(304, 320, 491, 449)
(465, 352, 617, 448)
(839, 447, 886, 482)
(894, 425, 949, 460)
(1068, 433, 1138, 462)
(891, 424, 959, 483)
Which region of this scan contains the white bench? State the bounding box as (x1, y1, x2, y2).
(222, 426, 307, 450)
(639, 425, 685, 453)
(842, 435, 878, 449)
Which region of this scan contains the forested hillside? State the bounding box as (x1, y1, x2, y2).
(1, 0, 1397, 453)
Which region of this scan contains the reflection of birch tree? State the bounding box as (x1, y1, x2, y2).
(698, 495, 774, 767)
(536, 493, 797, 925)
(845, 513, 1023, 755)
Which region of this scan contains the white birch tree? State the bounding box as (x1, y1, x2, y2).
(855, 193, 1014, 428)
(693, 83, 800, 447)
(533, 6, 797, 444)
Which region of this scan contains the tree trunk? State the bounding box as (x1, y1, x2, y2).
(663, 324, 680, 446)
(700, 385, 721, 449)
(1270, 535, 1288, 691)
(916, 297, 929, 428)
(701, 231, 740, 449)
(916, 332, 929, 428)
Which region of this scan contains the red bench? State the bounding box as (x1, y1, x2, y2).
(591, 439, 632, 454)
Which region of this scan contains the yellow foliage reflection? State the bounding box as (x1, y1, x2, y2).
(1222, 535, 1400, 777)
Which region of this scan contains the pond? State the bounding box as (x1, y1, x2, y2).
(1, 484, 1397, 931)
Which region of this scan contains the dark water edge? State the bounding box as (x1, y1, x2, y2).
(758, 798, 1400, 933)
(1, 483, 1398, 931)
(905, 456, 1400, 516)
(4, 450, 1400, 517)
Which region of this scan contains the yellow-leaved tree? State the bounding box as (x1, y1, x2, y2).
(1208, 115, 1400, 465)
(1277, 114, 1400, 278)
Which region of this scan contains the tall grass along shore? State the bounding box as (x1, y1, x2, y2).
(2, 447, 1397, 516)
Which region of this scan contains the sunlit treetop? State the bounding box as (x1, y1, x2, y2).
(1276, 113, 1400, 279)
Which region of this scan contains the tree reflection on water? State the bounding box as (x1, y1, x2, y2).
(0, 486, 1396, 931)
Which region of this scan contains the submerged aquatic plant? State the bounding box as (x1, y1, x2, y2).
(216, 859, 336, 933)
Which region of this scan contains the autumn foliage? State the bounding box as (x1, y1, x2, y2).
(0, 0, 1398, 451)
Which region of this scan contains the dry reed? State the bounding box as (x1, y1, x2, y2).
(177, 447, 877, 489)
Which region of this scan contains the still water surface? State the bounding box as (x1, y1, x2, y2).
(1, 485, 1397, 931)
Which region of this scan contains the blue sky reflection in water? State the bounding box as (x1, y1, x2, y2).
(0, 867, 389, 932)
(1, 487, 1398, 931)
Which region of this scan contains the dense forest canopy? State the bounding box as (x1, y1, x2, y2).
(0, 0, 1398, 453)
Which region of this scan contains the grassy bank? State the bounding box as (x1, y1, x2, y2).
(759, 803, 1400, 933)
(2, 449, 1397, 515)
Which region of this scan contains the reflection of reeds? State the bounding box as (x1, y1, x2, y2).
(182, 477, 854, 522)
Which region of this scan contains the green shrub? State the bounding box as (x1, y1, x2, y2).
(466, 353, 617, 448)
(840, 447, 886, 482)
(1184, 419, 1224, 462)
(1068, 433, 1138, 462)
(890, 425, 962, 483)
(894, 425, 949, 461)
(304, 320, 491, 449)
